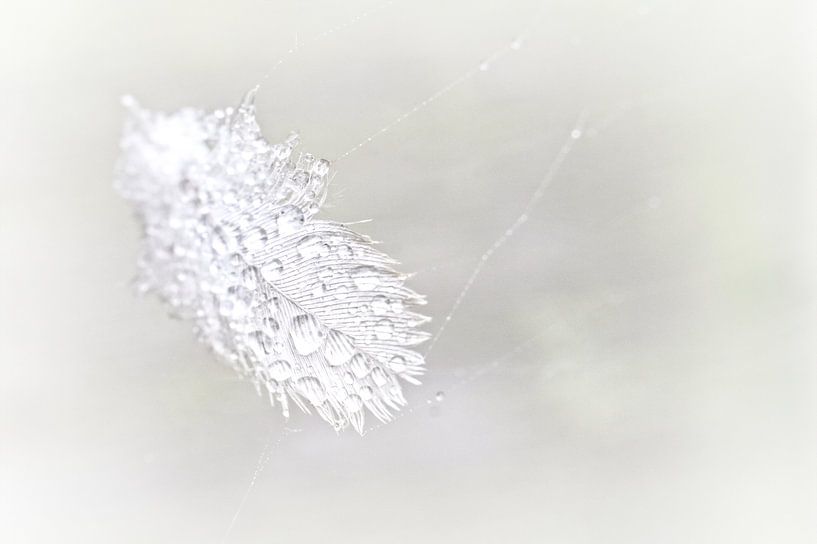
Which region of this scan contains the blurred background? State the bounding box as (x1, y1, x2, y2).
(1, 0, 815, 542)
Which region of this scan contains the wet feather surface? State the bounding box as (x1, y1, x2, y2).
(116, 89, 429, 433)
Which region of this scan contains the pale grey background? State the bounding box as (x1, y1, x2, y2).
(1, 0, 815, 542)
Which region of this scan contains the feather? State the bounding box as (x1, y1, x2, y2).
(115, 89, 429, 433)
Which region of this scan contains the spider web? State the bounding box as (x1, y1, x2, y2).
(220, 0, 679, 539)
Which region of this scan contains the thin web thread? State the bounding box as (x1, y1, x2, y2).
(333, 6, 548, 162)
(260, 0, 398, 82)
(360, 105, 660, 436)
(221, 427, 299, 542)
(363, 235, 690, 436)
(423, 109, 589, 359)
(220, 0, 666, 535)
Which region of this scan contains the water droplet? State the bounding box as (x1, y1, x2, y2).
(371, 295, 390, 315)
(371, 366, 388, 386)
(265, 379, 280, 394)
(298, 153, 315, 171)
(211, 226, 236, 255)
(318, 266, 335, 282)
(352, 266, 381, 291)
(221, 286, 253, 317)
(227, 253, 246, 270)
(479, 61, 490, 71)
(260, 259, 283, 281)
(390, 299, 404, 313)
(325, 331, 355, 366)
(343, 372, 355, 385)
(357, 385, 373, 401)
(389, 384, 403, 399)
(349, 353, 370, 378)
(297, 235, 329, 259)
(435, 391, 445, 402)
(241, 266, 259, 289)
(510, 38, 523, 50)
(285, 132, 300, 148)
(343, 394, 363, 412)
(276, 205, 304, 235)
(240, 226, 267, 251)
(388, 356, 407, 373)
(312, 159, 330, 177)
(336, 245, 353, 259)
(266, 359, 292, 381)
(291, 170, 309, 186)
(295, 376, 326, 404)
(334, 284, 349, 300)
(247, 330, 274, 357)
(290, 314, 325, 355)
(261, 317, 279, 336)
(374, 319, 393, 340)
(271, 338, 285, 353)
(571, 129, 582, 139)
(312, 282, 327, 297)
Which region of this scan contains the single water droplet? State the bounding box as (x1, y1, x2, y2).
(261, 317, 279, 336)
(343, 394, 363, 412)
(571, 129, 582, 139)
(241, 226, 267, 251)
(298, 153, 315, 171)
(291, 170, 309, 186)
(312, 159, 330, 177)
(260, 259, 283, 281)
(388, 356, 407, 373)
(352, 266, 381, 291)
(295, 376, 326, 404)
(510, 38, 523, 50)
(479, 61, 490, 71)
(247, 330, 274, 357)
(374, 318, 393, 340)
(221, 286, 253, 317)
(228, 252, 246, 270)
(357, 385, 373, 401)
(318, 266, 335, 282)
(297, 235, 329, 259)
(241, 266, 259, 289)
(312, 282, 327, 297)
(334, 284, 349, 300)
(286, 132, 300, 148)
(389, 384, 403, 400)
(336, 245, 353, 259)
(349, 353, 370, 378)
(266, 359, 292, 381)
(343, 372, 355, 385)
(211, 226, 236, 255)
(371, 366, 388, 386)
(290, 314, 325, 355)
(265, 378, 281, 395)
(371, 295, 390, 316)
(435, 391, 445, 402)
(277, 205, 305, 235)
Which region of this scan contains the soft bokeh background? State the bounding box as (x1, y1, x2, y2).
(1, 0, 814, 542)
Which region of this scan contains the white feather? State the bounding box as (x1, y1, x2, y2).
(116, 89, 429, 433)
